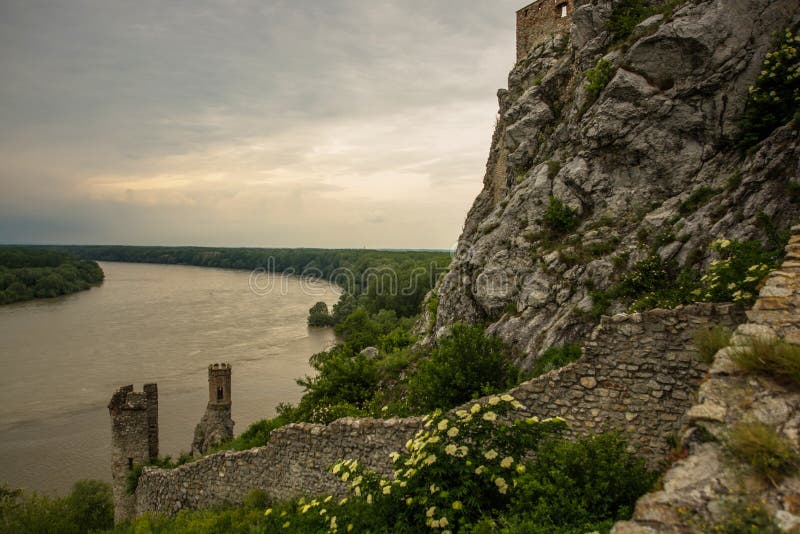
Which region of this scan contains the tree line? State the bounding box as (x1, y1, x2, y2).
(0, 247, 104, 305)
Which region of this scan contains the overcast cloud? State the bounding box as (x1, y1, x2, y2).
(0, 0, 521, 248)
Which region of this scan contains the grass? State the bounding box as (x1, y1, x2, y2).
(726, 422, 798, 483)
(678, 186, 720, 215)
(732, 336, 800, 386)
(531, 344, 583, 377)
(693, 325, 732, 364)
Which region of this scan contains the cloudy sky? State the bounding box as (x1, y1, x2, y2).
(0, 0, 521, 249)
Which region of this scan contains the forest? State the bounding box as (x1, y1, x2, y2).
(0, 247, 104, 305)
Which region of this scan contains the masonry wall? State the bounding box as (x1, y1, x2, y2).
(516, 0, 574, 61)
(109, 385, 154, 524)
(135, 303, 743, 516)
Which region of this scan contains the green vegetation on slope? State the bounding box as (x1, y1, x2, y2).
(738, 28, 800, 150)
(0, 247, 104, 305)
(0, 480, 113, 534)
(590, 236, 786, 316)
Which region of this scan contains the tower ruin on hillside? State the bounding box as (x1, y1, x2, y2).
(108, 384, 158, 524)
(516, 0, 575, 61)
(191, 363, 234, 456)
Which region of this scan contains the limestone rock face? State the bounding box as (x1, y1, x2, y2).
(425, 0, 800, 369)
(191, 406, 234, 456)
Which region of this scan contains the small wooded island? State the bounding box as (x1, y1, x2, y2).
(0, 248, 104, 305)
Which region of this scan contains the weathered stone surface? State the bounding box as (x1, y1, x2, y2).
(420, 0, 800, 372)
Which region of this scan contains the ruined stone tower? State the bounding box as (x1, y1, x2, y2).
(108, 384, 158, 524)
(516, 0, 574, 61)
(191, 363, 234, 456)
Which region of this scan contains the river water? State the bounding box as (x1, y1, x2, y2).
(0, 261, 339, 495)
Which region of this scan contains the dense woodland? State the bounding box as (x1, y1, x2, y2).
(0, 248, 104, 305)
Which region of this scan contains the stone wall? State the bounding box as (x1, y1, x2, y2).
(516, 0, 574, 61)
(613, 228, 800, 533)
(134, 303, 743, 516)
(136, 418, 423, 515)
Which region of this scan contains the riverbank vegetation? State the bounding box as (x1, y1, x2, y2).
(0, 480, 113, 533)
(0, 247, 104, 305)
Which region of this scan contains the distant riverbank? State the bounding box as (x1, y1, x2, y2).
(0, 247, 104, 305)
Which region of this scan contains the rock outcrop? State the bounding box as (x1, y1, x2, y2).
(425, 0, 800, 370)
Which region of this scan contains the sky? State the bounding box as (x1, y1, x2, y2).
(0, 0, 521, 249)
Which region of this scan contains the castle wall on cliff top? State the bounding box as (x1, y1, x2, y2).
(516, 0, 575, 61)
(134, 302, 743, 516)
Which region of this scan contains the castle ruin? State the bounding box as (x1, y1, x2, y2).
(191, 363, 234, 456)
(516, 0, 574, 61)
(107, 384, 158, 524)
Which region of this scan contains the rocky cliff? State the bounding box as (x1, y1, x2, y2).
(425, 0, 800, 369)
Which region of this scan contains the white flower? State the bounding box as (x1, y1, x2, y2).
(470, 403, 481, 414)
(501, 456, 514, 468)
(437, 419, 449, 431)
(482, 411, 497, 422)
(484, 449, 498, 460)
(488, 396, 501, 406)
(447, 426, 459, 438)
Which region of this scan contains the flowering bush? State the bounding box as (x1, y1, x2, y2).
(738, 28, 800, 150)
(329, 396, 566, 532)
(692, 239, 778, 305)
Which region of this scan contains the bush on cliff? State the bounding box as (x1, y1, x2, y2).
(738, 28, 800, 150)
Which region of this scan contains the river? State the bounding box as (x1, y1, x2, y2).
(0, 261, 339, 495)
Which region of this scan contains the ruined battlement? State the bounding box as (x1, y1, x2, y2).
(207, 362, 232, 407)
(108, 384, 158, 524)
(516, 0, 574, 62)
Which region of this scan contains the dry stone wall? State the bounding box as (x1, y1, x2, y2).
(134, 303, 743, 516)
(613, 228, 800, 533)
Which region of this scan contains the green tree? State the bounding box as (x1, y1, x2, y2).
(307, 301, 334, 326)
(408, 323, 519, 412)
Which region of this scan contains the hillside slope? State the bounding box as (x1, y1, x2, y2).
(424, 0, 800, 369)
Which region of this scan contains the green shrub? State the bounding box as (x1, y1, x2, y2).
(546, 160, 562, 180)
(585, 58, 616, 104)
(325, 399, 567, 532)
(0, 480, 113, 534)
(738, 28, 800, 150)
(732, 336, 800, 386)
(543, 196, 580, 235)
(307, 301, 335, 326)
(707, 501, 783, 534)
(407, 324, 519, 412)
(504, 433, 657, 530)
(296, 344, 380, 416)
(607, 0, 655, 42)
(678, 186, 720, 215)
(726, 421, 799, 482)
(693, 324, 732, 364)
(532, 344, 583, 377)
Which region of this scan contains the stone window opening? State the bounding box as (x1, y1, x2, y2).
(217, 386, 224, 401)
(127, 458, 133, 470)
(557, 2, 568, 17)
